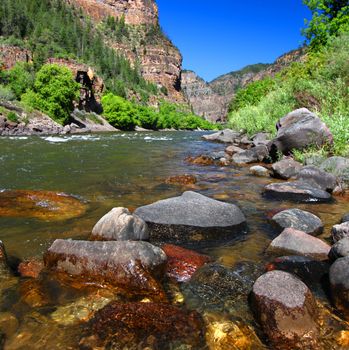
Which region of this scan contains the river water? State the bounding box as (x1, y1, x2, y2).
(0, 131, 348, 349)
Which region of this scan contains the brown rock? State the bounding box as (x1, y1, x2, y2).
(44, 240, 167, 298)
(268, 228, 331, 260)
(165, 174, 197, 185)
(185, 155, 214, 166)
(87, 301, 204, 349)
(251, 270, 319, 349)
(18, 258, 44, 279)
(162, 244, 211, 282)
(225, 145, 244, 156)
(0, 190, 87, 221)
(20, 279, 50, 308)
(0, 312, 19, 338)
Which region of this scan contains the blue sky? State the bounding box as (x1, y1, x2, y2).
(156, 0, 312, 82)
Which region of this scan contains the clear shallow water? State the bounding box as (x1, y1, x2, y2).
(1, 131, 349, 349)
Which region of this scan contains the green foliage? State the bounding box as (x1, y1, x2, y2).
(229, 78, 276, 112)
(0, 84, 16, 100)
(0, 0, 158, 98)
(303, 0, 349, 49)
(228, 34, 349, 156)
(2, 62, 35, 99)
(6, 111, 18, 123)
(22, 64, 80, 125)
(102, 93, 217, 131)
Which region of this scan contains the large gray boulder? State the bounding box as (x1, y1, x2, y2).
(271, 208, 323, 235)
(272, 158, 303, 180)
(134, 191, 246, 245)
(264, 181, 332, 203)
(90, 207, 149, 241)
(268, 228, 330, 260)
(295, 165, 337, 192)
(44, 240, 167, 297)
(329, 237, 349, 261)
(270, 108, 332, 155)
(329, 256, 349, 320)
(202, 129, 241, 143)
(232, 145, 269, 164)
(331, 222, 349, 242)
(251, 270, 319, 349)
(320, 156, 349, 187)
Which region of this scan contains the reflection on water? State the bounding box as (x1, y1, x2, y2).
(0, 131, 349, 349)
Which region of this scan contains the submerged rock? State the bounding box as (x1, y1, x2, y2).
(44, 240, 167, 297)
(272, 158, 302, 179)
(268, 228, 330, 260)
(271, 208, 323, 235)
(265, 256, 330, 285)
(232, 145, 269, 164)
(134, 191, 246, 245)
(51, 292, 113, 326)
(249, 165, 270, 177)
(165, 174, 197, 185)
(202, 129, 241, 143)
(18, 258, 44, 279)
(329, 238, 349, 261)
(331, 222, 349, 242)
(185, 155, 214, 166)
(0, 312, 19, 338)
(0, 190, 87, 221)
(329, 256, 349, 320)
(296, 165, 337, 192)
(264, 181, 332, 203)
(19, 279, 50, 308)
(251, 270, 319, 349)
(90, 207, 149, 241)
(0, 241, 11, 278)
(181, 262, 263, 316)
(85, 301, 204, 349)
(161, 244, 211, 282)
(270, 108, 333, 155)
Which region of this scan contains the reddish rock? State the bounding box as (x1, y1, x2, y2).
(162, 244, 211, 282)
(165, 174, 197, 185)
(251, 270, 319, 349)
(18, 258, 44, 279)
(87, 301, 204, 349)
(44, 240, 167, 298)
(19, 279, 50, 308)
(268, 228, 331, 260)
(0, 190, 87, 221)
(185, 155, 214, 166)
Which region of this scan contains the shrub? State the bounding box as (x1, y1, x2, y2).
(7, 111, 19, 122)
(4, 62, 35, 99)
(101, 93, 136, 130)
(22, 64, 80, 125)
(0, 84, 16, 101)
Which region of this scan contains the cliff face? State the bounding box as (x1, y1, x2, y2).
(181, 71, 226, 122)
(67, 0, 184, 102)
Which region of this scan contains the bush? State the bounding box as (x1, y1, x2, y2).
(101, 93, 136, 130)
(0, 84, 16, 101)
(6, 111, 18, 122)
(229, 77, 276, 112)
(22, 64, 80, 125)
(4, 62, 35, 99)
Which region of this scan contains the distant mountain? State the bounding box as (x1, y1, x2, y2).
(182, 49, 305, 122)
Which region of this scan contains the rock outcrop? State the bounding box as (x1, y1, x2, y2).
(67, 0, 184, 102)
(181, 70, 226, 122)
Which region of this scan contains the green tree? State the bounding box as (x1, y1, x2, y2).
(303, 0, 349, 49)
(5, 62, 35, 99)
(22, 64, 80, 124)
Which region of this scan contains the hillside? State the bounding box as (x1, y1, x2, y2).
(0, 0, 184, 103)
